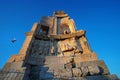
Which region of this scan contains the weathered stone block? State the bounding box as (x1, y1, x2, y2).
(54, 69, 72, 79)
(72, 68, 82, 77)
(6, 73, 10, 77)
(7, 78, 11, 80)
(80, 60, 110, 75)
(87, 65, 100, 75)
(80, 66, 89, 77)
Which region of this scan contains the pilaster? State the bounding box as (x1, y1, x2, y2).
(19, 23, 38, 55)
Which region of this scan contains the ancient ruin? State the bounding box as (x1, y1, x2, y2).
(0, 11, 119, 80)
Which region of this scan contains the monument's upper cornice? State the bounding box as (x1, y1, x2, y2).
(54, 11, 68, 17)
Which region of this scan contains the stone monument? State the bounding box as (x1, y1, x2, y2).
(0, 11, 119, 80)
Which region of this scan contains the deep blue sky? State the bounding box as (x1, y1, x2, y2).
(0, 0, 120, 77)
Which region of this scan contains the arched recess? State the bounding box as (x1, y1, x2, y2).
(38, 24, 49, 35)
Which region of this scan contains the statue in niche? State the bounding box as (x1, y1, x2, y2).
(51, 46, 56, 55)
(51, 46, 57, 55)
(58, 47, 64, 56)
(60, 23, 71, 34)
(64, 29, 70, 34)
(57, 45, 64, 56)
(51, 46, 55, 54)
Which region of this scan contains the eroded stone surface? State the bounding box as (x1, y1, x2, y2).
(0, 11, 119, 80)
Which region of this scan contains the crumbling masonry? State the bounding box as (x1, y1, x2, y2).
(0, 11, 119, 80)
